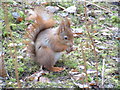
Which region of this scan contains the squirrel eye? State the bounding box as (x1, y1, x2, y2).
(64, 36, 68, 40)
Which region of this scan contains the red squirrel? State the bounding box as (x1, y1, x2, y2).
(25, 6, 74, 72)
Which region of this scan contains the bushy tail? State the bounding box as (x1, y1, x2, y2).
(24, 6, 55, 59)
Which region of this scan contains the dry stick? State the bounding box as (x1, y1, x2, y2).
(2, 3, 12, 80)
(102, 58, 105, 88)
(87, 29, 99, 85)
(0, 55, 7, 77)
(85, 1, 113, 14)
(84, 1, 99, 86)
(13, 46, 21, 88)
(2, 3, 21, 88)
(0, 4, 7, 77)
(64, 70, 83, 88)
(57, 4, 66, 10)
(80, 40, 89, 87)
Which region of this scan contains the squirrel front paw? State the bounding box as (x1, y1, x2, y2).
(66, 45, 77, 53)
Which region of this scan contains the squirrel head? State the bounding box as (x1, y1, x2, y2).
(57, 18, 74, 46)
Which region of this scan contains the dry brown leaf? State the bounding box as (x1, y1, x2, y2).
(73, 73, 86, 80)
(38, 76, 50, 83)
(69, 69, 79, 75)
(87, 69, 97, 74)
(89, 81, 96, 86)
(24, 70, 49, 82)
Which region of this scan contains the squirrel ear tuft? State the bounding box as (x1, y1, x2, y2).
(65, 17, 71, 27)
(58, 19, 65, 34)
(58, 17, 71, 34)
(60, 19, 65, 26)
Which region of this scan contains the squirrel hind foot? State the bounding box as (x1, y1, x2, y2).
(45, 66, 65, 72)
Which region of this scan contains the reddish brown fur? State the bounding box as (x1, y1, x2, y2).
(25, 6, 73, 72)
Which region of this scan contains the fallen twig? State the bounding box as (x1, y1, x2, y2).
(85, 1, 113, 14)
(80, 40, 89, 86)
(2, 3, 21, 88)
(102, 58, 105, 88)
(57, 4, 66, 10)
(84, 0, 99, 86)
(65, 70, 89, 88)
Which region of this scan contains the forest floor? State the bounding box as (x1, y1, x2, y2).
(0, 1, 120, 88)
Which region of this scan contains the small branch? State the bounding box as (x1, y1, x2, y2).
(65, 70, 87, 88)
(64, 70, 79, 87)
(2, 3, 21, 88)
(84, 0, 99, 86)
(0, 54, 7, 77)
(87, 30, 99, 85)
(102, 58, 105, 88)
(57, 4, 66, 10)
(80, 40, 89, 86)
(85, 1, 113, 14)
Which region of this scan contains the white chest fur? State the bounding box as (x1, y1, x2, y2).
(54, 52, 62, 62)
